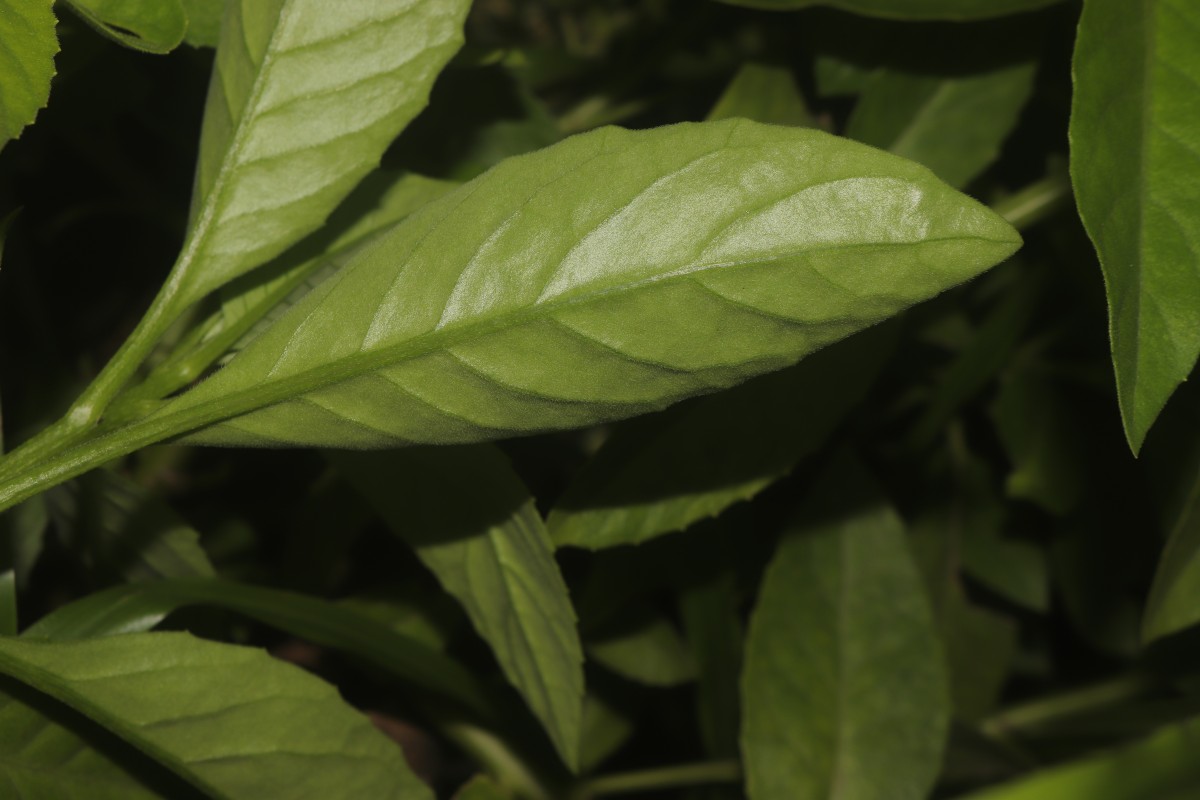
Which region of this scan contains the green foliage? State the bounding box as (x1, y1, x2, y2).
(1, 1, 1199, 798)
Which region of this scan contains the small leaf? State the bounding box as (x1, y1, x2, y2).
(158, 120, 1018, 450)
(742, 456, 948, 800)
(22, 577, 493, 718)
(847, 62, 1036, 189)
(454, 775, 514, 800)
(0, 632, 434, 799)
(172, 0, 470, 303)
(62, 0, 186, 54)
(549, 324, 893, 549)
(713, 0, 1061, 20)
(0, 0, 57, 147)
(1143, 434, 1200, 643)
(707, 63, 812, 127)
(332, 446, 585, 771)
(587, 614, 696, 688)
(1070, 0, 1200, 451)
(956, 717, 1200, 800)
(579, 694, 634, 773)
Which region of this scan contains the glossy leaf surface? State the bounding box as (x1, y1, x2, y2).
(742, 457, 948, 800)
(22, 577, 492, 717)
(847, 63, 1036, 189)
(0, 633, 433, 799)
(332, 447, 584, 770)
(174, 0, 469, 302)
(714, 0, 1060, 20)
(549, 325, 891, 549)
(160, 120, 1019, 449)
(1070, 0, 1200, 451)
(62, 0, 186, 53)
(0, 0, 57, 147)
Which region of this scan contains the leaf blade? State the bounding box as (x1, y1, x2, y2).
(0, 0, 57, 147)
(62, 0, 186, 54)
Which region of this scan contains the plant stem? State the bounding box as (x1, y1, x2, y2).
(981, 674, 1154, 745)
(573, 759, 742, 798)
(993, 172, 1073, 231)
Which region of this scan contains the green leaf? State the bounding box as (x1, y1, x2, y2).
(587, 614, 697, 688)
(847, 63, 1036, 189)
(548, 324, 892, 549)
(0, 675, 188, 798)
(0, 632, 434, 799)
(742, 456, 948, 800)
(579, 694, 634, 773)
(0, 0, 57, 147)
(173, 0, 470, 303)
(331, 447, 584, 771)
(681, 576, 743, 757)
(1070, 0, 1200, 451)
(707, 63, 812, 127)
(180, 0, 222, 47)
(454, 774, 514, 800)
(62, 0, 186, 54)
(956, 717, 1200, 800)
(22, 577, 493, 718)
(161, 120, 1018, 450)
(713, 0, 1060, 20)
(1143, 436, 1200, 643)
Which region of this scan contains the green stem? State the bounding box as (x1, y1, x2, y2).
(574, 760, 742, 799)
(440, 720, 557, 800)
(993, 172, 1073, 231)
(981, 674, 1154, 745)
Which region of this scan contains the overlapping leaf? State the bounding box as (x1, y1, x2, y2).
(172, 0, 470, 303)
(0, 0, 57, 147)
(153, 120, 1018, 449)
(714, 0, 1060, 20)
(0, 633, 433, 799)
(707, 63, 812, 127)
(62, 0, 186, 53)
(1071, 0, 1200, 451)
(332, 447, 584, 770)
(742, 456, 949, 800)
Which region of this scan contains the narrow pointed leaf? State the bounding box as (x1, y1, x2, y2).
(587, 615, 696, 687)
(331, 447, 584, 771)
(173, 0, 469, 302)
(0, 633, 434, 799)
(155, 120, 1018, 449)
(62, 0, 186, 54)
(742, 456, 949, 800)
(847, 63, 1036, 189)
(549, 325, 892, 549)
(22, 577, 494, 718)
(0, 0, 57, 147)
(1071, 0, 1200, 451)
(956, 717, 1200, 800)
(707, 63, 813, 127)
(1143, 435, 1200, 643)
(713, 0, 1060, 20)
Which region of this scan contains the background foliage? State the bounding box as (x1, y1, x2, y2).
(1, 0, 1199, 798)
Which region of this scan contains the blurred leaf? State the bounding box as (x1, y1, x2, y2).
(579, 693, 634, 773)
(23, 577, 493, 718)
(332, 446, 584, 771)
(814, 56, 875, 97)
(681, 575, 743, 758)
(993, 370, 1087, 515)
(0, 0, 57, 147)
(62, 0, 186, 54)
(1070, 0, 1200, 451)
(179, 0, 222, 47)
(742, 456, 948, 800)
(454, 774, 513, 800)
(958, 717, 1200, 800)
(713, 0, 1060, 19)
(964, 531, 1048, 614)
(707, 63, 812, 127)
(847, 62, 1035, 188)
(0, 633, 434, 799)
(587, 613, 696, 688)
(549, 325, 893, 549)
(172, 0, 470, 303)
(1143, 433, 1200, 643)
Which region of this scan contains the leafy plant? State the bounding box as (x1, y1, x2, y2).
(1, 0, 1199, 798)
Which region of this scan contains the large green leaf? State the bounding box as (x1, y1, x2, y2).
(331, 447, 584, 771)
(162, 120, 1019, 449)
(61, 0, 186, 53)
(956, 717, 1200, 800)
(741, 456, 948, 800)
(847, 63, 1036, 189)
(713, 0, 1060, 20)
(549, 325, 892, 549)
(172, 0, 469, 303)
(1070, 0, 1200, 451)
(0, 0, 57, 147)
(22, 577, 493, 718)
(0, 633, 433, 799)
